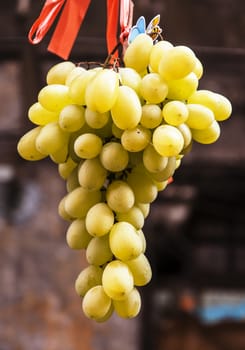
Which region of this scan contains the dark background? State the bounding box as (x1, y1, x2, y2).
(0, 1, 245, 349)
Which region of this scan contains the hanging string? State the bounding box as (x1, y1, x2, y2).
(28, 0, 134, 60)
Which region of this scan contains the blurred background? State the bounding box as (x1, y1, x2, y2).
(0, 1, 245, 349)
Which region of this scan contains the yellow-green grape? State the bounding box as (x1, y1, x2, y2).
(193, 57, 203, 79)
(46, 61, 75, 85)
(38, 84, 73, 112)
(28, 102, 59, 125)
(75, 265, 103, 297)
(116, 206, 144, 230)
(177, 123, 192, 149)
(125, 253, 152, 286)
(135, 203, 150, 219)
(128, 151, 143, 168)
(78, 157, 107, 191)
(118, 67, 142, 94)
(140, 73, 168, 104)
(66, 167, 80, 192)
(162, 100, 189, 126)
(106, 180, 135, 213)
(58, 195, 74, 221)
(109, 221, 143, 261)
(17, 126, 47, 161)
(149, 40, 173, 72)
(35, 122, 69, 155)
(59, 104, 85, 132)
(186, 103, 215, 129)
(82, 285, 112, 320)
(152, 124, 184, 157)
(86, 235, 113, 266)
(84, 108, 110, 129)
(143, 144, 168, 173)
(90, 69, 120, 113)
(138, 229, 146, 253)
(153, 179, 169, 191)
(93, 118, 113, 139)
(66, 218, 92, 249)
(158, 45, 197, 81)
(121, 125, 151, 152)
(74, 133, 102, 159)
(191, 120, 220, 144)
(100, 142, 129, 172)
(124, 33, 153, 73)
(140, 104, 162, 129)
(214, 93, 232, 121)
(85, 202, 114, 237)
(95, 303, 114, 323)
(68, 69, 97, 105)
(111, 85, 142, 130)
(64, 186, 101, 218)
(113, 287, 141, 319)
(50, 141, 69, 164)
(166, 72, 199, 100)
(102, 260, 134, 300)
(111, 123, 123, 139)
(58, 156, 78, 179)
(65, 66, 86, 86)
(127, 168, 158, 204)
(149, 156, 176, 182)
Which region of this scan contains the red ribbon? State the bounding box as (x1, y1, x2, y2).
(28, 0, 134, 60)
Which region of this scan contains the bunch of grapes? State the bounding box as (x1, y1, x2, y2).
(17, 32, 232, 321)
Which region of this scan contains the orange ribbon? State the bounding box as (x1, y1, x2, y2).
(29, 0, 134, 60)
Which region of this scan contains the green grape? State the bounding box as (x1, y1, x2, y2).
(138, 229, 146, 253)
(149, 156, 176, 182)
(149, 40, 173, 72)
(128, 151, 143, 168)
(17, 126, 47, 161)
(86, 235, 113, 266)
(46, 61, 75, 85)
(191, 120, 220, 144)
(162, 100, 189, 126)
(59, 104, 85, 132)
(153, 179, 169, 191)
(65, 66, 86, 86)
(64, 186, 101, 218)
(106, 180, 135, 213)
(158, 45, 196, 81)
(68, 69, 97, 105)
(28, 102, 59, 125)
(140, 104, 162, 129)
(135, 203, 150, 218)
(75, 265, 103, 297)
(82, 285, 112, 320)
(140, 73, 168, 104)
(74, 133, 102, 159)
(58, 156, 78, 179)
(214, 93, 232, 121)
(121, 125, 151, 152)
(125, 253, 152, 286)
(38, 84, 73, 112)
(50, 141, 69, 164)
(127, 168, 158, 204)
(66, 167, 80, 192)
(177, 123, 192, 149)
(143, 144, 168, 173)
(111, 85, 142, 130)
(85, 202, 114, 237)
(100, 142, 129, 172)
(116, 206, 144, 230)
(193, 57, 203, 79)
(124, 33, 153, 73)
(85, 108, 110, 129)
(66, 218, 92, 249)
(35, 121, 69, 155)
(166, 72, 199, 100)
(118, 67, 142, 94)
(111, 122, 123, 139)
(152, 124, 184, 157)
(93, 118, 113, 139)
(58, 195, 74, 221)
(88, 69, 120, 113)
(113, 287, 141, 319)
(186, 103, 215, 129)
(78, 157, 107, 190)
(102, 260, 134, 300)
(109, 221, 143, 261)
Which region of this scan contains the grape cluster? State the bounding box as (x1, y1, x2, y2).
(17, 33, 232, 321)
